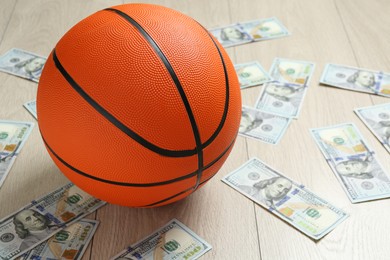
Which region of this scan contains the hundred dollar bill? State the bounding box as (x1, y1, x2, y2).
(23, 101, 37, 120)
(209, 24, 252, 48)
(17, 219, 99, 260)
(111, 219, 211, 260)
(0, 183, 106, 260)
(355, 103, 390, 153)
(269, 58, 315, 85)
(0, 49, 46, 83)
(239, 106, 291, 144)
(310, 123, 390, 203)
(320, 64, 390, 97)
(240, 17, 290, 41)
(222, 158, 348, 240)
(209, 17, 289, 48)
(255, 81, 308, 118)
(0, 120, 34, 188)
(234, 61, 272, 88)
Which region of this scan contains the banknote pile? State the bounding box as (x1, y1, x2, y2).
(237, 58, 315, 144)
(0, 183, 105, 260)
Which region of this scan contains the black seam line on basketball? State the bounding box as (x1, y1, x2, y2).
(198, 26, 230, 149)
(40, 126, 234, 187)
(143, 137, 235, 207)
(143, 164, 219, 207)
(52, 50, 196, 158)
(104, 8, 204, 190)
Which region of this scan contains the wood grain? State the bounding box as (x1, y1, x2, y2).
(0, 0, 389, 259)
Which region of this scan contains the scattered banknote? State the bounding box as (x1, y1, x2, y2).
(222, 158, 348, 240)
(355, 103, 390, 153)
(269, 58, 315, 85)
(255, 81, 308, 118)
(209, 24, 252, 48)
(209, 17, 289, 48)
(239, 105, 291, 144)
(0, 120, 34, 188)
(23, 100, 37, 120)
(0, 183, 106, 259)
(240, 17, 290, 41)
(320, 64, 390, 97)
(234, 61, 272, 88)
(17, 219, 99, 260)
(0, 48, 46, 83)
(311, 123, 390, 203)
(111, 219, 211, 260)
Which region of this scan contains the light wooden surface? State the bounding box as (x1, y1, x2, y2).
(0, 0, 389, 259)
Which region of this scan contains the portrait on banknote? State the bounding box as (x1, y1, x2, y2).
(334, 156, 379, 180)
(361, 117, 390, 146)
(209, 25, 252, 47)
(239, 108, 264, 134)
(238, 176, 292, 208)
(344, 70, 377, 91)
(264, 82, 304, 103)
(13, 209, 59, 252)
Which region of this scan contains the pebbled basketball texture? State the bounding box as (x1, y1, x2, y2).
(37, 3, 241, 207)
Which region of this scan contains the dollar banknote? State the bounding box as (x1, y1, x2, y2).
(111, 219, 211, 260)
(355, 103, 390, 153)
(222, 158, 348, 240)
(209, 17, 289, 48)
(0, 183, 106, 259)
(310, 123, 390, 203)
(17, 219, 99, 260)
(255, 81, 308, 118)
(0, 120, 34, 188)
(320, 64, 390, 97)
(269, 58, 315, 85)
(23, 101, 37, 120)
(239, 106, 291, 144)
(239, 17, 290, 41)
(0, 49, 46, 83)
(209, 24, 252, 48)
(234, 61, 272, 88)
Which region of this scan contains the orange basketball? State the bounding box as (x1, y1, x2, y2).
(37, 3, 241, 207)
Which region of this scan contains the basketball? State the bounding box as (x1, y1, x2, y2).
(37, 3, 241, 207)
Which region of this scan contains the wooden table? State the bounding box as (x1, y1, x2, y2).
(1, 0, 390, 259)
